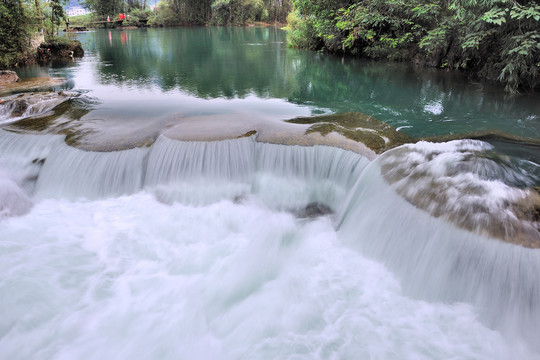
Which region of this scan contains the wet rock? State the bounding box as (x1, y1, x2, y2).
(0, 77, 66, 95)
(0, 70, 19, 85)
(379, 141, 540, 248)
(32, 158, 46, 166)
(9, 95, 30, 117)
(296, 202, 334, 218)
(37, 39, 84, 63)
(233, 195, 246, 204)
(287, 112, 415, 154)
(0, 91, 73, 119)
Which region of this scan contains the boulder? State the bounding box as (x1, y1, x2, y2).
(0, 70, 19, 85)
(296, 202, 334, 218)
(37, 39, 84, 63)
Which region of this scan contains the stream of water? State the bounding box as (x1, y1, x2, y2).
(1, 27, 539, 359)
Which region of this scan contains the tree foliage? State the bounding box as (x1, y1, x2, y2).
(148, 0, 291, 26)
(48, 0, 65, 36)
(0, 0, 36, 68)
(287, 0, 540, 93)
(82, 0, 291, 25)
(81, 0, 125, 16)
(0, 0, 81, 67)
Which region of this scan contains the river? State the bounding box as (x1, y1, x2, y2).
(0, 27, 539, 359)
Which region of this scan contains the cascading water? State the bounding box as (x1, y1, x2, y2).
(1, 127, 539, 359)
(339, 140, 540, 350)
(0, 93, 74, 126)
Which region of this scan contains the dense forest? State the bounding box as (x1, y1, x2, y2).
(287, 0, 540, 93)
(81, 0, 292, 26)
(2, 0, 539, 92)
(0, 1, 30, 67)
(79, 0, 540, 92)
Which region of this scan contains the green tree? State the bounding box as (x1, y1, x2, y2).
(147, 0, 290, 26)
(0, 0, 33, 67)
(423, 0, 540, 93)
(34, 0, 43, 31)
(287, 0, 540, 92)
(49, 0, 65, 35)
(82, 0, 124, 17)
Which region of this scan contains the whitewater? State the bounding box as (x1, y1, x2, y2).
(1, 128, 539, 359)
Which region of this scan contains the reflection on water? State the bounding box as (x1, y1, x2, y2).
(83, 27, 295, 100)
(10, 27, 540, 142)
(65, 27, 540, 139)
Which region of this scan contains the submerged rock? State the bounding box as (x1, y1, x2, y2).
(0, 70, 19, 85)
(287, 112, 415, 154)
(295, 202, 334, 218)
(0, 77, 66, 96)
(0, 91, 74, 120)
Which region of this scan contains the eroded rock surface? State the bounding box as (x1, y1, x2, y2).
(0, 77, 66, 96)
(295, 202, 334, 218)
(379, 140, 540, 248)
(288, 112, 416, 154)
(0, 91, 75, 121)
(2, 92, 540, 248)
(0, 70, 19, 86)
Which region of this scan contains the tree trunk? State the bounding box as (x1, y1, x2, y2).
(34, 0, 43, 31)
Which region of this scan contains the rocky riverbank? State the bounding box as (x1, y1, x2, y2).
(0, 71, 19, 86)
(37, 38, 84, 63)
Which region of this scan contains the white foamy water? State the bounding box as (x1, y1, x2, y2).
(1, 130, 539, 359)
(1, 194, 534, 360)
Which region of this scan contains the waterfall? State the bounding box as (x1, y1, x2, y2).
(36, 143, 149, 199)
(1, 129, 539, 358)
(0, 93, 73, 125)
(0, 130, 368, 209)
(339, 141, 540, 349)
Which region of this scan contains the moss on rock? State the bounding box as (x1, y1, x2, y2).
(287, 112, 415, 154)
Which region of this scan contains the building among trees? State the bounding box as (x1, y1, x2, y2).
(66, 7, 89, 17)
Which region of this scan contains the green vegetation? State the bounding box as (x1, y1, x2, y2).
(0, 0, 76, 67)
(4, 0, 536, 94)
(81, 0, 292, 26)
(66, 13, 93, 27)
(48, 0, 66, 35)
(286, 0, 540, 93)
(81, 0, 128, 17)
(0, 1, 30, 67)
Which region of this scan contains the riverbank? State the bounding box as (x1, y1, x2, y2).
(285, 1, 540, 94)
(1, 36, 84, 70)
